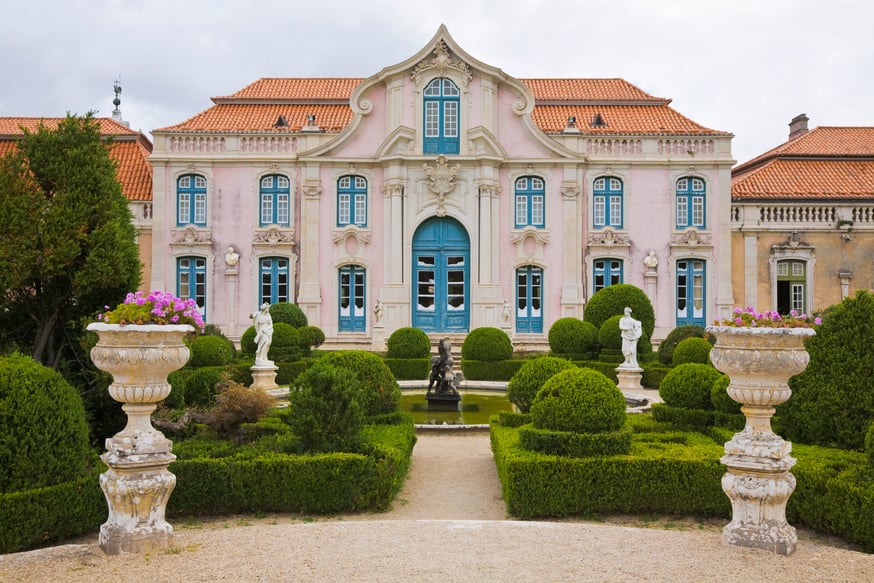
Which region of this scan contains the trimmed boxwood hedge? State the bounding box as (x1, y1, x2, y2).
(461, 359, 524, 381)
(461, 327, 513, 362)
(384, 358, 430, 381)
(519, 424, 633, 457)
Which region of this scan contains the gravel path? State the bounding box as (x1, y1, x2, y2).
(2, 431, 872, 582)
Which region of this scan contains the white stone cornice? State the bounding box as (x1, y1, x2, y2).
(587, 228, 630, 248)
(670, 228, 712, 249)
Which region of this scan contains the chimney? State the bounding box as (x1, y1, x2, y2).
(789, 113, 809, 140)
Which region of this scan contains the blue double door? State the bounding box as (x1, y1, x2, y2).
(413, 218, 469, 332)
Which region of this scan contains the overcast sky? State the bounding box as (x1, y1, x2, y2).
(1, 0, 870, 165)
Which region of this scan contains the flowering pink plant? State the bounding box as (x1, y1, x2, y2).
(714, 306, 821, 329)
(97, 291, 205, 331)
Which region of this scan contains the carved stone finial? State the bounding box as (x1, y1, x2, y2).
(411, 40, 472, 88)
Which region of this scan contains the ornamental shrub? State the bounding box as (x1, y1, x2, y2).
(190, 334, 234, 367)
(711, 374, 741, 414)
(202, 324, 236, 358)
(583, 284, 655, 339)
(0, 354, 92, 492)
(387, 327, 431, 359)
(597, 315, 623, 349)
(320, 350, 400, 416)
(285, 361, 364, 453)
(782, 290, 874, 450)
(185, 366, 226, 407)
(205, 381, 276, 438)
(268, 322, 301, 362)
(530, 368, 626, 433)
(672, 337, 713, 366)
(461, 327, 513, 362)
(269, 302, 308, 328)
(507, 356, 576, 413)
(658, 325, 709, 365)
(659, 363, 722, 411)
(866, 422, 874, 466)
(240, 326, 257, 356)
(548, 318, 599, 357)
(297, 326, 325, 352)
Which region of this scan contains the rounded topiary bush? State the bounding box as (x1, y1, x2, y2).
(269, 302, 308, 328)
(387, 327, 431, 359)
(184, 366, 225, 407)
(548, 318, 599, 357)
(461, 327, 513, 362)
(598, 315, 624, 349)
(0, 354, 92, 492)
(240, 326, 257, 356)
(530, 368, 626, 433)
(672, 337, 713, 366)
(189, 334, 234, 367)
(297, 325, 325, 351)
(286, 361, 364, 453)
(268, 322, 301, 361)
(659, 363, 722, 410)
(583, 284, 655, 339)
(711, 374, 741, 414)
(507, 356, 576, 413)
(658, 325, 708, 365)
(320, 350, 400, 416)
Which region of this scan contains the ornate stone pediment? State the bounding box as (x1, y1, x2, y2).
(170, 227, 213, 255)
(411, 40, 472, 88)
(253, 226, 296, 251)
(670, 228, 712, 249)
(511, 226, 550, 264)
(332, 226, 371, 263)
(588, 228, 630, 248)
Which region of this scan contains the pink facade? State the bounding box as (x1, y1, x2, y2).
(149, 27, 735, 349)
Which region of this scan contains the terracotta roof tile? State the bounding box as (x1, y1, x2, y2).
(219, 78, 364, 101)
(0, 117, 152, 201)
(521, 78, 662, 102)
(0, 117, 138, 136)
(532, 105, 724, 135)
(158, 76, 724, 136)
(162, 104, 353, 132)
(732, 127, 874, 201)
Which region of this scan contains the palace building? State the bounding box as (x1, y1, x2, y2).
(148, 26, 735, 348)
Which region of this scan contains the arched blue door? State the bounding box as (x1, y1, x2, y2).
(412, 217, 469, 332)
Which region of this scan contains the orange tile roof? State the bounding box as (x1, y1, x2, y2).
(158, 76, 726, 136)
(521, 78, 663, 102)
(220, 78, 364, 101)
(166, 104, 353, 133)
(732, 127, 874, 201)
(532, 105, 722, 135)
(0, 117, 152, 201)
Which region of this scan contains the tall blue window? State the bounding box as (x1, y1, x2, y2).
(676, 177, 706, 229)
(177, 174, 207, 226)
(423, 78, 460, 154)
(593, 177, 623, 229)
(339, 265, 366, 332)
(593, 259, 623, 293)
(676, 259, 706, 326)
(514, 176, 545, 228)
(516, 266, 543, 333)
(337, 175, 367, 227)
(260, 175, 290, 226)
(260, 257, 290, 305)
(177, 256, 206, 321)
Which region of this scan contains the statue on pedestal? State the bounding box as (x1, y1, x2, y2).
(427, 338, 459, 397)
(619, 306, 642, 369)
(252, 303, 274, 366)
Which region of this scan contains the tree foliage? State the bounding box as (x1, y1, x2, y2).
(0, 113, 141, 367)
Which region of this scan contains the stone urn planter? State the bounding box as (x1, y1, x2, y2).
(87, 322, 193, 555)
(706, 325, 815, 556)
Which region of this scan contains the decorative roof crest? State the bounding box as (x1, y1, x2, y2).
(411, 40, 472, 88)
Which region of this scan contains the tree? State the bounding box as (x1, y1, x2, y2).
(0, 113, 141, 367)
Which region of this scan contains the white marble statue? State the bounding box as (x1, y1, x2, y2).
(619, 306, 642, 369)
(225, 246, 240, 267)
(252, 302, 273, 365)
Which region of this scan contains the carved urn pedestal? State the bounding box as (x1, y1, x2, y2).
(706, 325, 815, 556)
(250, 362, 279, 389)
(87, 323, 193, 555)
(615, 366, 643, 391)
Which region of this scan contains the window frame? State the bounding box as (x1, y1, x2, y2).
(514, 176, 546, 229)
(515, 265, 543, 333)
(593, 177, 624, 229)
(675, 177, 706, 229)
(177, 174, 207, 226)
(338, 264, 366, 332)
(423, 77, 460, 154)
(259, 174, 291, 227)
(259, 257, 291, 305)
(593, 258, 624, 293)
(337, 175, 368, 227)
(176, 256, 207, 321)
